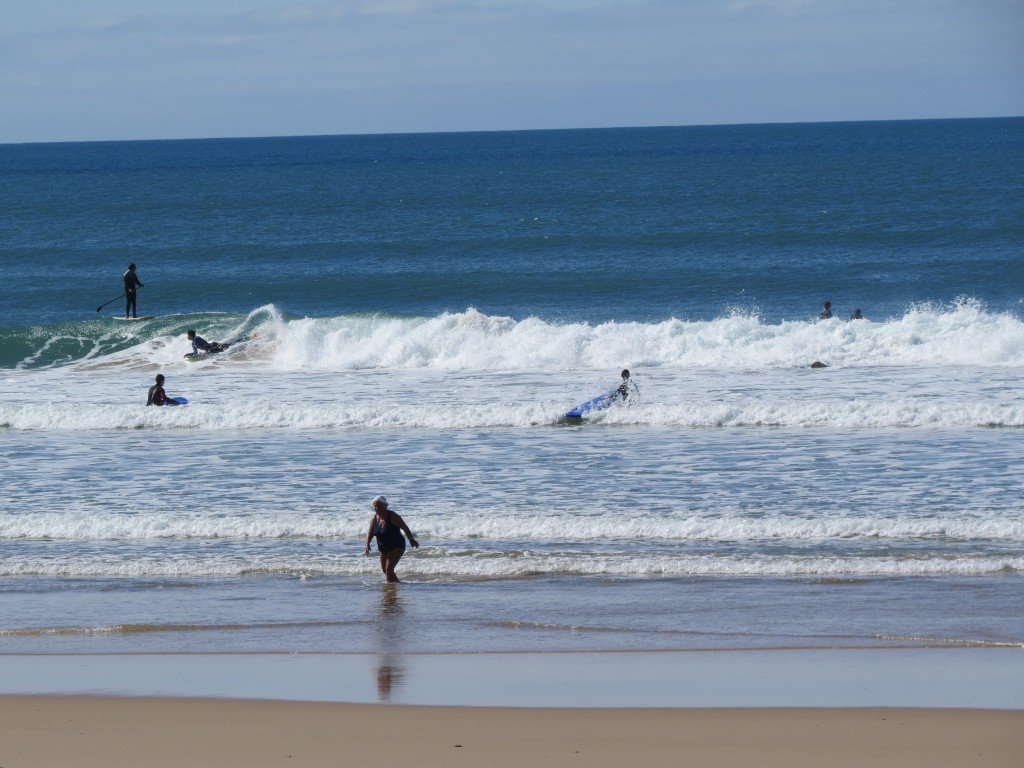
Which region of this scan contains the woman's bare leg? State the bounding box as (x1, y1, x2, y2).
(379, 549, 404, 582)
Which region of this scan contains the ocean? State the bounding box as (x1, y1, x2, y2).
(1, 118, 1023, 662)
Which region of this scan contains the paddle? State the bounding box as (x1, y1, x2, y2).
(96, 293, 125, 312)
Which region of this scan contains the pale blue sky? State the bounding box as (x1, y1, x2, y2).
(2, 0, 1021, 143)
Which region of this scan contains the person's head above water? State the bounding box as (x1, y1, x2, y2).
(621, 369, 630, 379)
(187, 330, 196, 339)
(128, 263, 136, 271)
(372, 495, 389, 511)
(155, 374, 165, 384)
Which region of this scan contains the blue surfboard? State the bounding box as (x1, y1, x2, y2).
(564, 389, 616, 419)
(170, 396, 188, 406)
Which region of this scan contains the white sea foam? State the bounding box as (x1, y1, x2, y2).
(1, 551, 1019, 579)
(3, 301, 1022, 586)
(3, 396, 1023, 431)
(34, 300, 1024, 374)
(3, 507, 1021, 544)
(248, 301, 1024, 370)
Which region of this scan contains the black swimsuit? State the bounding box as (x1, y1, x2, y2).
(373, 513, 406, 553)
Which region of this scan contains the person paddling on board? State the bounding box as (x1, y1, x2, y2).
(146, 374, 178, 406)
(187, 330, 231, 356)
(849, 308, 864, 320)
(123, 264, 143, 319)
(613, 369, 640, 403)
(364, 495, 419, 583)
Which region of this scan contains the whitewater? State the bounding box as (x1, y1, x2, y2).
(4, 301, 1024, 432)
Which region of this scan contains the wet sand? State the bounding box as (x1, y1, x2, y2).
(2, 696, 1023, 768)
(3, 649, 1023, 708)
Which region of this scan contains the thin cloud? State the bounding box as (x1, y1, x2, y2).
(1, 0, 1020, 142)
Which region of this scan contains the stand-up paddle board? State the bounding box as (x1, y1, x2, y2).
(114, 316, 156, 321)
(564, 389, 617, 419)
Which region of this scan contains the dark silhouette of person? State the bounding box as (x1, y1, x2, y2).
(146, 374, 177, 406)
(123, 264, 144, 319)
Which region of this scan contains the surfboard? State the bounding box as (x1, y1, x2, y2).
(183, 336, 252, 361)
(170, 396, 188, 406)
(564, 389, 617, 419)
(184, 347, 231, 361)
(114, 316, 155, 321)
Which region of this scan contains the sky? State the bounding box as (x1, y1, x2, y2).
(1, 0, 1022, 143)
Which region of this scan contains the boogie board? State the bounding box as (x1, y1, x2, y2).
(564, 389, 617, 419)
(169, 396, 188, 406)
(115, 316, 155, 321)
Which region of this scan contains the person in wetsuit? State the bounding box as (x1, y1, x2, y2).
(819, 300, 833, 319)
(187, 330, 229, 355)
(613, 369, 640, 403)
(364, 495, 419, 583)
(123, 264, 144, 319)
(146, 374, 176, 406)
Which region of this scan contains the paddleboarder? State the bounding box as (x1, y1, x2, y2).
(123, 263, 144, 319)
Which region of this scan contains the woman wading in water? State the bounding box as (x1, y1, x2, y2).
(364, 495, 419, 582)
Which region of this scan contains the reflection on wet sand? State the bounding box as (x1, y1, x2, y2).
(375, 584, 407, 700)
(376, 659, 407, 701)
(378, 583, 402, 618)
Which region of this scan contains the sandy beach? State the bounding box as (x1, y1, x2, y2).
(2, 696, 1022, 768)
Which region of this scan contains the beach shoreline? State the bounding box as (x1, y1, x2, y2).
(2, 696, 1022, 768)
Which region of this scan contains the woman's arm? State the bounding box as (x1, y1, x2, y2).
(392, 512, 419, 548)
(364, 519, 375, 554)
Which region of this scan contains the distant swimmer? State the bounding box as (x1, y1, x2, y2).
(146, 374, 179, 406)
(187, 330, 231, 355)
(849, 308, 864, 320)
(123, 264, 144, 319)
(364, 495, 419, 583)
(613, 369, 640, 402)
(818, 300, 833, 320)
(810, 361, 829, 368)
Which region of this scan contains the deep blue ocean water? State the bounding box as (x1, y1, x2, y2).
(1, 118, 1023, 662)
(3, 118, 1023, 333)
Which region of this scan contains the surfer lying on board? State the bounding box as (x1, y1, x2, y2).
(187, 330, 232, 355)
(364, 496, 419, 583)
(613, 369, 640, 403)
(146, 374, 179, 406)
